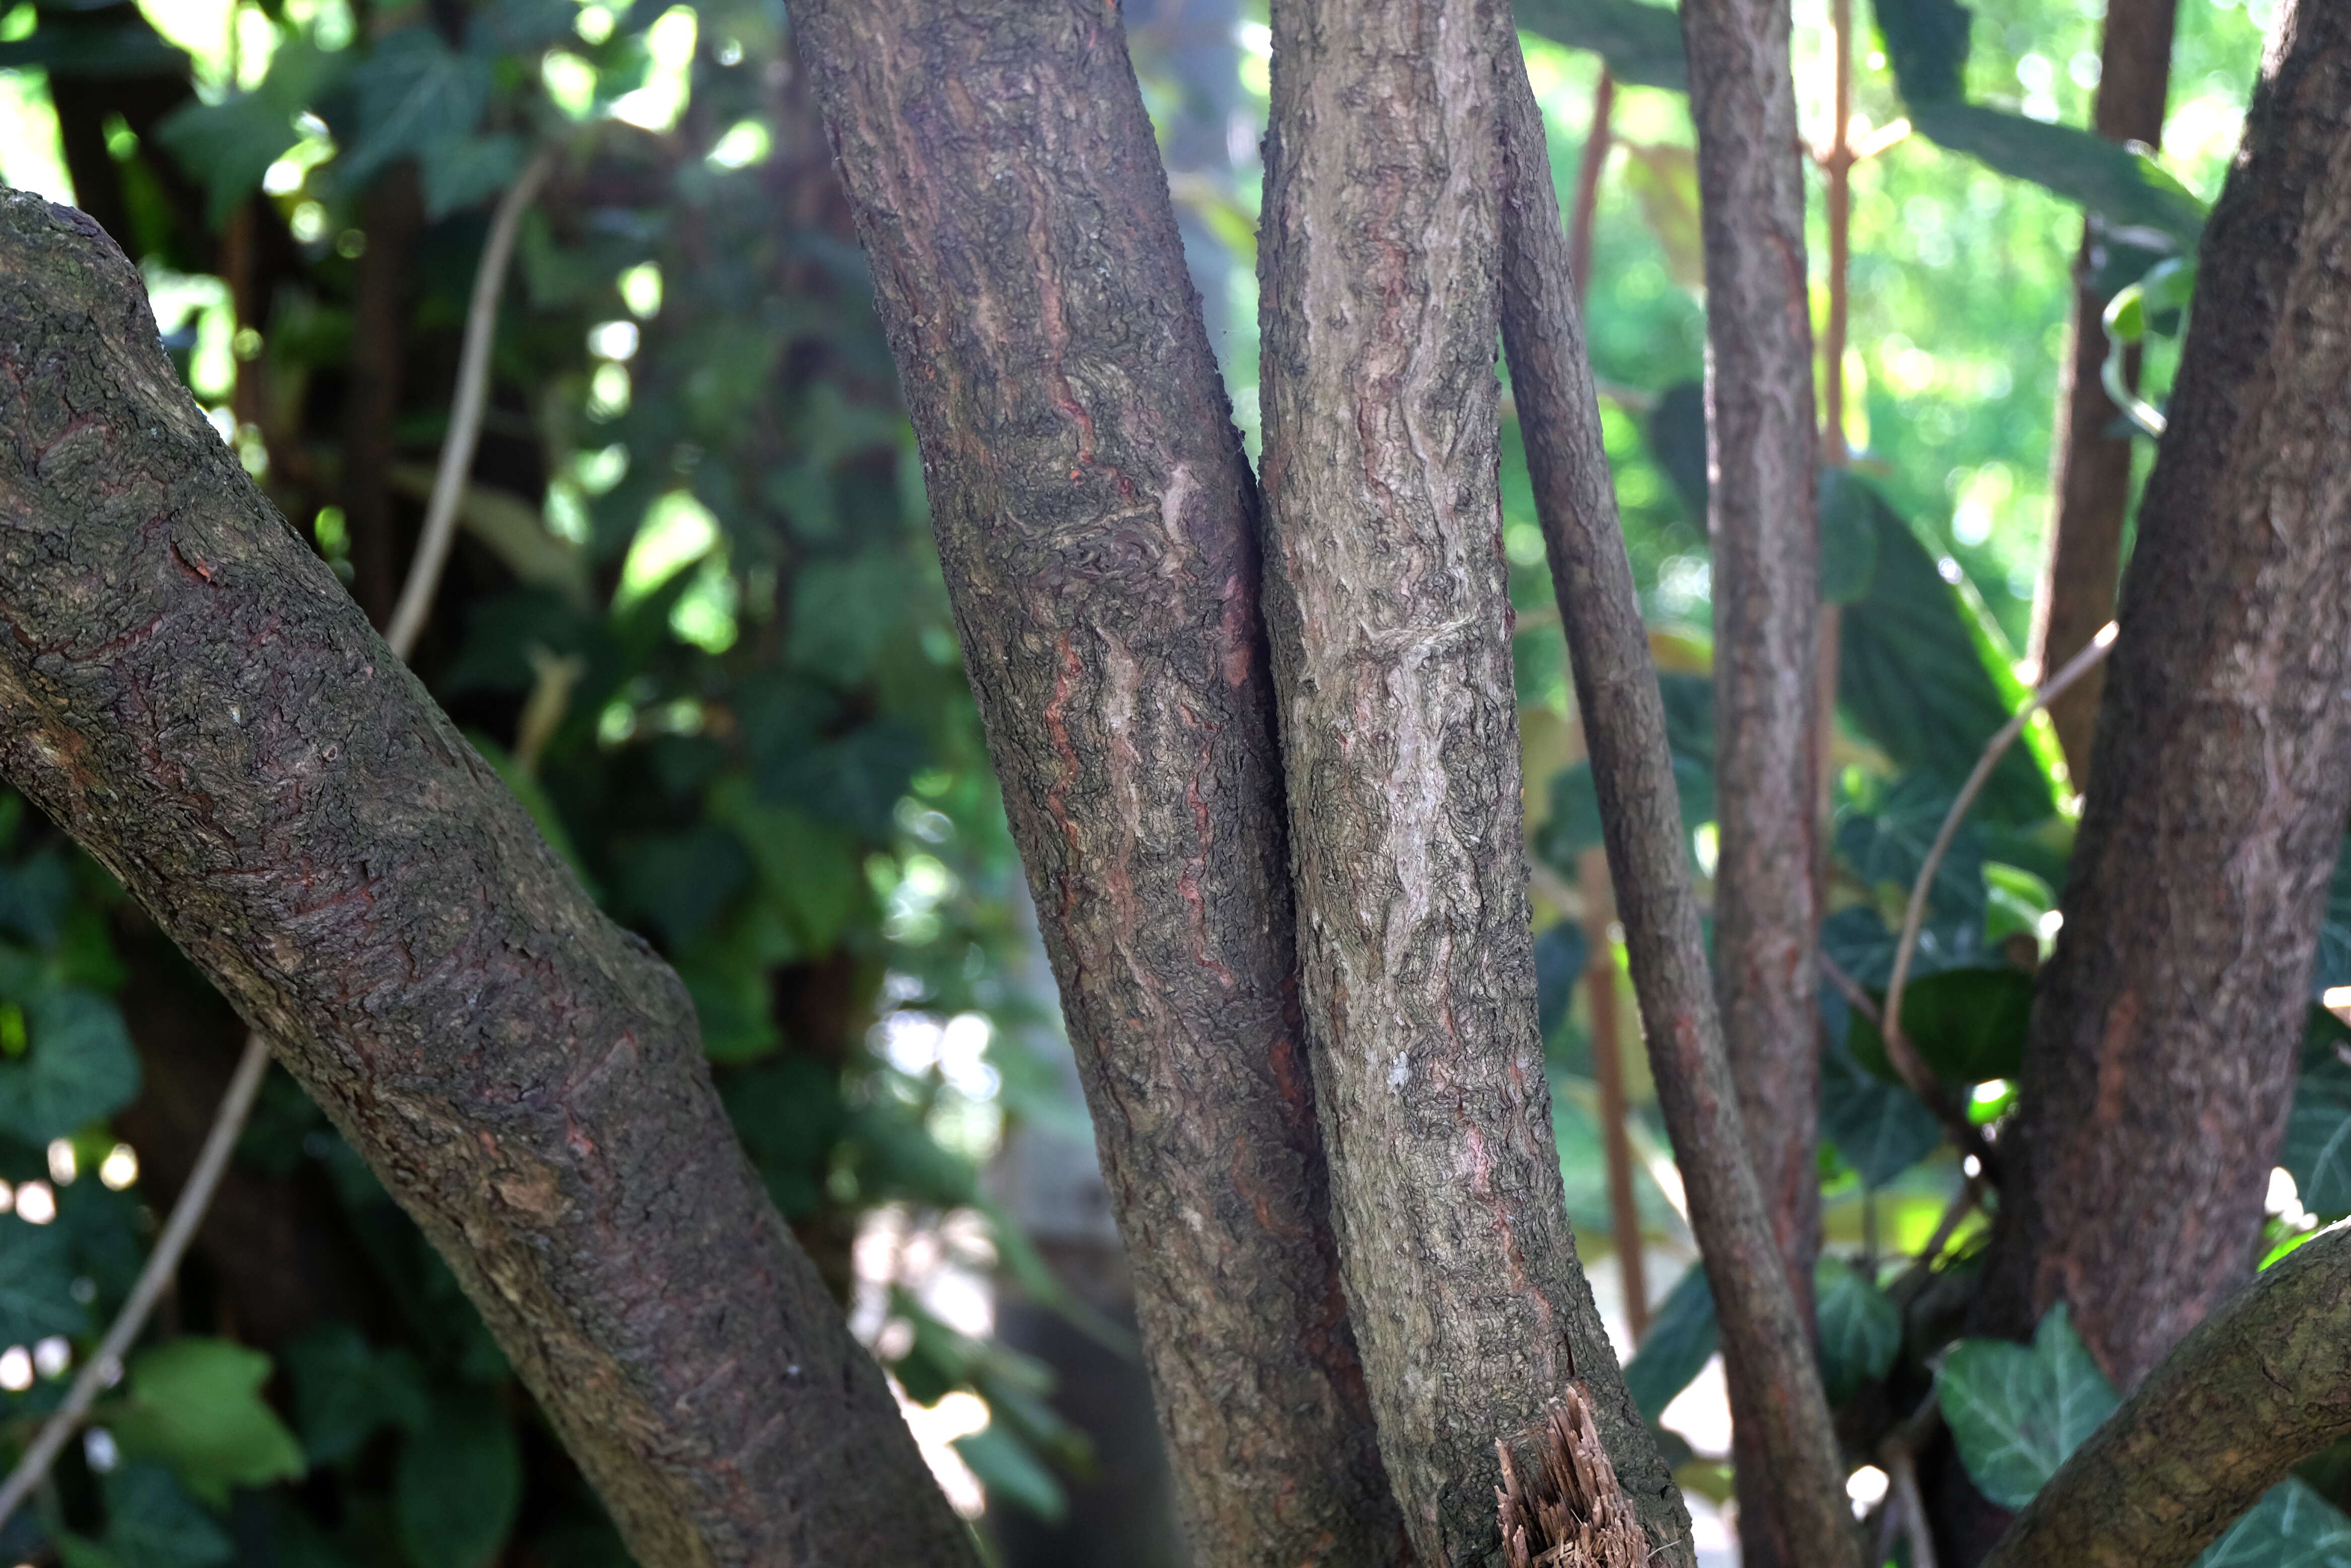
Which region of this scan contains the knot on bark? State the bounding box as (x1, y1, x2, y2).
(1496, 1386, 1650, 1568)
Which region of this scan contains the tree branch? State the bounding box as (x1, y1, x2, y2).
(1495, 36, 1849, 1568)
(1981, 1223, 2351, 1568)
(0, 191, 974, 1568)
(791, 0, 1407, 1558)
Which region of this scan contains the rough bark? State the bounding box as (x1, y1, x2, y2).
(791, 3, 1408, 1562)
(1977, 0, 2351, 1390)
(1981, 1224, 2351, 1568)
(1494, 44, 1853, 1568)
(1675, 0, 1829, 1559)
(1255, 2, 1680, 1559)
(2025, 0, 2181, 784)
(0, 191, 973, 1568)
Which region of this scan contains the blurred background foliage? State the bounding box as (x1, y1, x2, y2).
(0, 0, 2336, 1563)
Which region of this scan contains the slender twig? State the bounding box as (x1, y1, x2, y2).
(0, 1033, 271, 1530)
(1581, 846, 1649, 1341)
(1884, 1443, 1940, 1568)
(1820, 950, 1994, 1172)
(383, 145, 558, 661)
(1882, 623, 2119, 1046)
(1566, 70, 1615, 312)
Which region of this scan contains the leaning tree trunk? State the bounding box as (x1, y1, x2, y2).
(1976, 0, 2351, 1395)
(1494, 31, 1854, 1568)
(1253, 0, 1685, 1559)
(2025, 0, 2181, 783)
(0, 192, 973, 1568)
(1675, 0, 1834, 1561)
(791, 1, 1409, 1561)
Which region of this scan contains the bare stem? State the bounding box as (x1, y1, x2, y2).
(383, 145, 558, 662)
(0, 1034, 272, 1531)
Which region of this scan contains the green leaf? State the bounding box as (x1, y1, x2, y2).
(1623, 1266, 1717, 1424)
(395, 1395, 521, 1568)
(954, 1424, 1067, 1522)
(2283, 1011, 2351, 1221)
(0, 849, 73, 946)
(0, 988, 142, 1144)
(83, 1462, 232, 1568)
(418, 133, 524, 220)
(1643, 380, 1709, 520)
(2194, 1478, 2351, 1567)
(153, 37, 345, 226)
(1821, 1018, 1942, 1187)
(1939, 1303, 2119, 1511)
(1835, 775, 1986, 925)
(337, 29, 493, 193)
(1815, 1260, 1902, 1403)
(283, 1325, 431, 1466)
(1535, 921, 1590, 1040)
(1869, 0, 1969, 104)
(0, 1213, 92, 1344)
(1847, 966, 2032, 1086)
(1837, 480, 2055, 825)
(787, 555, 908, 685)
(1820, 469, 1882, 605)
(110, 1339, 307, 1505)
(1512, 0, 1687, 90)
(1909, 102, 2207, 249)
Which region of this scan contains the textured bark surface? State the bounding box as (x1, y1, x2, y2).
(2026, 0, 2180, 782)
(0, 192, 973, 1568)
(1495, 48, 1849, 1568)
(792, 3, 1407, 1562)
(1978, 0, 2351, 1390)
(1675, 0, 1829, 1560)
(1981, 1224, 2351, 1568)
(1256, 3, 1667, 1558)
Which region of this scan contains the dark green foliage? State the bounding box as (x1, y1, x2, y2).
(1869, 0, 1971, 105)
(1623, 1265, 1717, 1424)
(2284, 1011, 2351, 1222)
(393, 1394, 522, 1568)
(1814, 1260, 1901, 1403)
(1509, 0, 1688, 89)
(1820, 1008, 1942, 1188)
(1940, 1304, 2118, 1511)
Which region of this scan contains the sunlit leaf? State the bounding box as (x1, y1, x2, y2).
(1940, 1303, 2118, 1511)
(110, 1340, 307, 1505)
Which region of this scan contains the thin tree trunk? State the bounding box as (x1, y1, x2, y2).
(0, 192, 973, 1568)
(1255, 0, 1686, 1558)
(790, 2, 1407, 1561)
(1976, 0, 2351, 1392)
(1494, 40, 1856, 1568)
(1676, 0, 1827, 1559)
(2025, 0, 2181, 785)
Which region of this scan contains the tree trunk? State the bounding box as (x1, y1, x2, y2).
(1977, 0, 2351, 1392)
(2025, 0, 2181, 784)
(1494, 37, 1855, 1568)
(790, 2, 1407, 1561)
(0, 192, 974, 1568)
(1255, 3, 1680, 1560)
(1675, 0, 1827, 1559)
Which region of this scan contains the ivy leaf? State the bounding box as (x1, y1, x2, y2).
(153, 37, 345, 227)
(1815, 1260, 1902, 1403)
(1846, 966, 2032, 1086)
(0, 988, 142, 1144)
(1835, 774, 1987, 925)
(2194, 1478, 2351, 1568)
(1837, 480, 2056, 826)
(1623, 1266, 1717, 1424)
(418, 134, 525, 220)
(283, 1325, 432, 1466)
(395, 1395, 521, 1568)
(953, 1425, 1067, 1522)
(71, 1462, 232, 1568)
(1939, 1303, 2119, 1511)
(109, 1340, 307, 1505)
(1534, 921, 1590, 1041)
(1821, 1027, 1943, 1187)
(2283, 1011, 2351, 1221)
(336, 29, 494, 194)
(1511, 0, 1687, 89)
(0, 1215, 91, 1344)
(0, 849, 72, 946)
